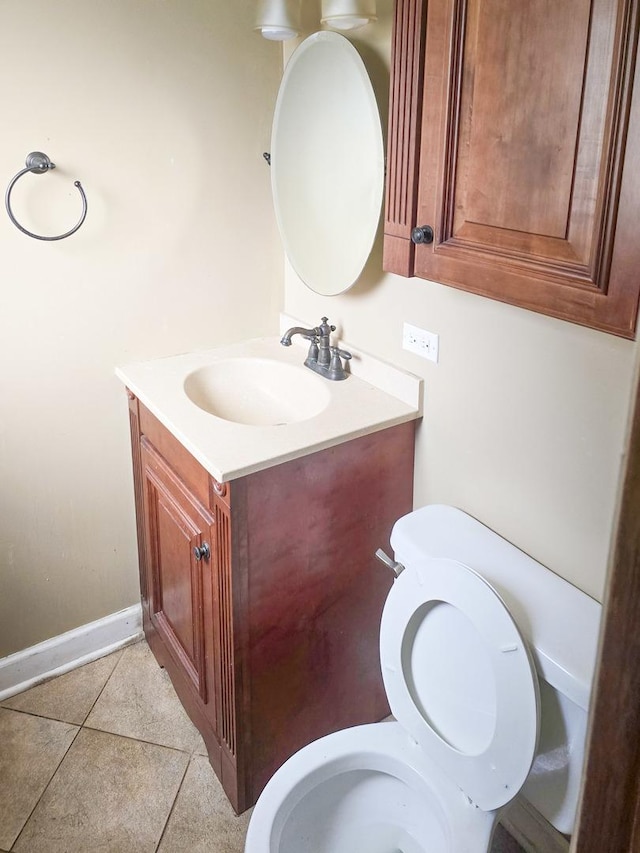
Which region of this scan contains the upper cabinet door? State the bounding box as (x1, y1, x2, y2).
(384, 0, 640, 338)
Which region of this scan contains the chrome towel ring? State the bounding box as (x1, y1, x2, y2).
(5, 152, 87, 241)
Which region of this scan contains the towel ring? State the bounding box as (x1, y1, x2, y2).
(5, 152, 87, 241)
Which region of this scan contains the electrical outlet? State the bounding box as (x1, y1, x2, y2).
(402, 322, 439, 363)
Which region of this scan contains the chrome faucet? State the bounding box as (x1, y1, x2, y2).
(280, 317, 351, 381)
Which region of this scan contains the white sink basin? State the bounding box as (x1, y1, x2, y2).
(183, 357, 331, 426)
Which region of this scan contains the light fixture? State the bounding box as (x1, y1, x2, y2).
(254, 0, 302, 41)
(321, 0, 377, 30)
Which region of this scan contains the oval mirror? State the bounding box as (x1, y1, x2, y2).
(271, 31, 384, 296)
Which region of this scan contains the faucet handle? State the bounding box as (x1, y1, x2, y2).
(320, 317, 336, 334)
(328, 346, 351, 381)
(331, 346, 351, 361)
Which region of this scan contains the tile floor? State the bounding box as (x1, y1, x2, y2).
(0, 639, 524, 852)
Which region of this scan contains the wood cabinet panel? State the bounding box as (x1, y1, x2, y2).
(127, 396, 415, 813)
(240, 422, 416, 800)
(141, 438, 212, 702)
(384, 0, 640, 337)
(138, 402, 210, 506)
(458, 0, 589, 239)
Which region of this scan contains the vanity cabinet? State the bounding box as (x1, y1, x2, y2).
(384, 0, 640, 337)
(126, 391, 415, 813)
(140, 437, 212, 705)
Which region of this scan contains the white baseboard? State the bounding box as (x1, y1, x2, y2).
(0, 604, 143, 701)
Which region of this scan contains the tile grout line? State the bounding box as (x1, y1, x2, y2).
(8, 722, 83, 852)
(77, 643, 130, 727)
(153, 752, 193, 853)
(80, 722, 201, 756)
(0, 706, 70, 725)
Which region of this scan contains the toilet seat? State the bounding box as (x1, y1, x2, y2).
(380, 557, 540, 811)
(244, 721, 496, 853)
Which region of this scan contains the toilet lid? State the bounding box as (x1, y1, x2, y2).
(380, 557, 540, 812)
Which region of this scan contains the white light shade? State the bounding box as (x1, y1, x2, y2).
(321, 0, 377, 30)
(255, 0, 302, 41)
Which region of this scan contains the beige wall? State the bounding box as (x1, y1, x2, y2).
(284, 2, 638, 601)
(1, 0, 636, 660)
(0, 2, 282, 656)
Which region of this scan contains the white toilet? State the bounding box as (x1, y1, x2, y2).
(244, 505, 601, 852)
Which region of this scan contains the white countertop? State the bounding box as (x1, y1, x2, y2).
(116, 336, 422, 483)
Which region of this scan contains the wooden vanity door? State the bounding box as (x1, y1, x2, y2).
(385, 0, 640, 337)
(141, 437, 213, 703)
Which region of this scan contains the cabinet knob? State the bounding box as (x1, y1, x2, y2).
(411, 225, 434, 245)
(212, 479, 227, 498)
(193, 543, 210, 562)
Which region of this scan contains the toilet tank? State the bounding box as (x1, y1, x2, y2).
(390, 505, 602, 835)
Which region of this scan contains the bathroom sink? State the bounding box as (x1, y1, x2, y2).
(117, 333, 422, 480)
(183, 358, 331, 426)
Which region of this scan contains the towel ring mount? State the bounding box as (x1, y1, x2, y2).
(5, 151, 87, 241)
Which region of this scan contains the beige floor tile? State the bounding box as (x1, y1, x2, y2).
(158, 754, 251, 853)
(194, 731, 209, 756)
(0, 708, 78, 850)
(1, 650, 123, 725)
(14, 727, 189, 853)
(84, 640, 202, 752)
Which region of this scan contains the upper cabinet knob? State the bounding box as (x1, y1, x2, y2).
(411, 225, 434, 245)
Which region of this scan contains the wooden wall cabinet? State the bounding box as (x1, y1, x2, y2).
(127, 392, 415, 813)
(384, 0, 640, 338)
